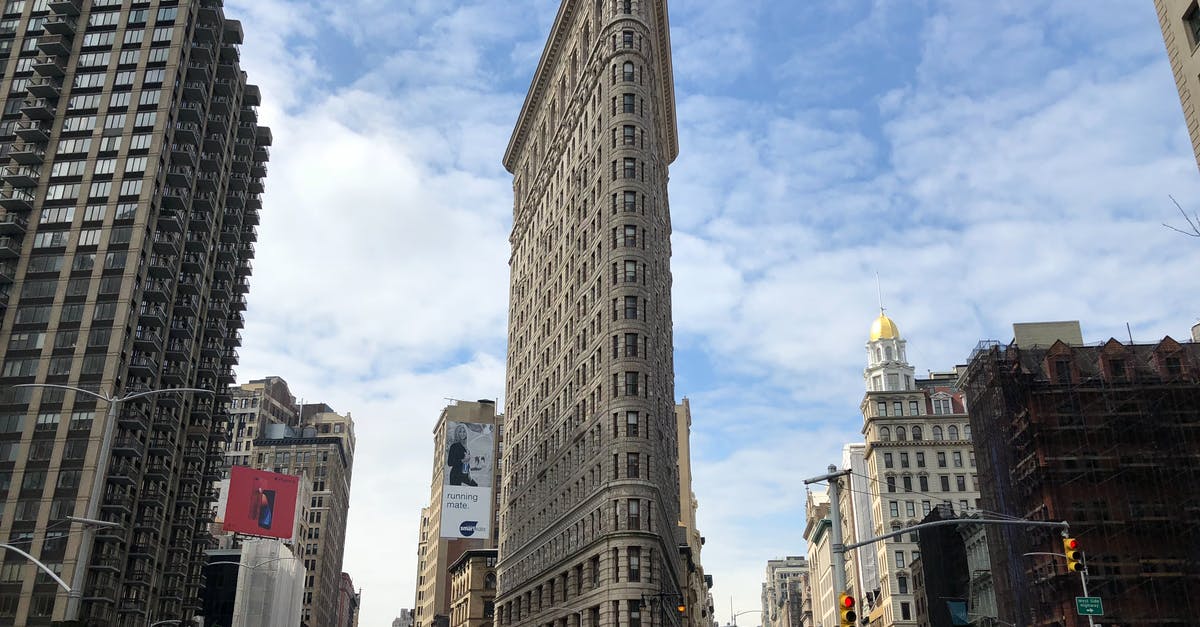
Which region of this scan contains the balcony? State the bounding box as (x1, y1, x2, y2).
(147, 254, 174, 278)
(173, 122, 200, 146)
(117, 597, 147, 615)
(139, 305, 168, 328)
(150, 410, 178, 431)
(89, 552, 122, 572)
(166, 165, 193, 188)
(194, 191, 216, 212)
(0, 213, 27, 235)
(161, 362, 188, 384)
(37, 33, 71, 56)
(225, 330, 242, 347)
(0, 237, 22, 258)
(11, 142, 46, 165)
(189, 208, 215, 232)
(0, 262, 13, 283)
(84, 583, 118, 603)
(32, 55, 66, 76)
(143, 487, 168, 508)
(157, 209, 183, 234)
(161, 187, 188, 211)
(2, 165, 40, 187)
(169, 318, 195, 341)
(118, 402, 150, 430)
(49, 0, 82, 14)
(190, 42, 215, 64)
(100, 492, 133, 514)
(14, 120, 50, 142)
(183, 87, 209, 113)
(124, 570, 152, 588)
(107, 461, 139, 486)
(186, 61, 211, 84)
(43, 14, 77, 37)
(174, 298, 198, 320)
(170, 142, 197, 166)
(152, 232, 181, 258)
(134, 509, 164, 531)
(111, 435, 145, 457)
(0, 188, 34, 212)
(28, 75, 63, 99)
(147, 435, 175, 456)
(177, 273, 202, 296)
(126, 353, 158, 379)
(143, 463, 170, 482)
(20, 97, 55, 120)
(203, 132, 226, 153)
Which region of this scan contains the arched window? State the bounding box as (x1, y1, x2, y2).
(879, 427, 891, 442)
(932, 426, 943, 440)
(911, 426, 923, 441)
(875, 347, 883, 362)
(885, 346, 894, 360)
(622, 61, 634, 82)
(964, 425, 971, 439)
(948, 425, 960, 440)
(896, 426, 907, 441)
(485, 573, 497, 589)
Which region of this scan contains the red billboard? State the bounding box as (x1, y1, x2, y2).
(223, 466, 301, 540)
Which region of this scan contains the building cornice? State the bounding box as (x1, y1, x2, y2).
(504, 0, 678, 173)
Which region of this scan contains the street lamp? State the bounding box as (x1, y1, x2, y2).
(0, 542, 70, 592)
(730, 608, 762, 627)
(14, 383, 212, 622)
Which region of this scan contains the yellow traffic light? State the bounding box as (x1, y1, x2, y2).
(838, 592, 857, 627)
(1063, 537, 1083, 572)
(676, 604, 686, 614)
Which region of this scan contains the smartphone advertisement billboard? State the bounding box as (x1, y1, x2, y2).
(224, 466, 301, 540)
(440, 421, 494, 539)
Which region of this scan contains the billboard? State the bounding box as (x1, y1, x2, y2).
(224, 466, 301, 540)
(440, 421, 494, 539)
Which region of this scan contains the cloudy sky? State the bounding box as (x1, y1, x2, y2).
(223, 0, 1200, 624)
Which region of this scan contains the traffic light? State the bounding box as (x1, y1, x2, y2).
(1063, 537, 1083, 572)
(676, 604, 686, 615)
(838, 592, 857, 627)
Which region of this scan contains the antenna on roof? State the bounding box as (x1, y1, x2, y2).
(875, 272, 885, 314)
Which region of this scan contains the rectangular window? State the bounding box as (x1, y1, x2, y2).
(900, 452, 909, 468)
(937, 452, 947, 467)
(625, 411, 638, 437)
(895, 551, 905, 568)
(889, 501, 898, 517)
(877, 401, 887, 416)
(622, 93, 635, 113)
(627, 499, 640, 530)
(956, 475, 967, 491)
(884, 453, 893, 469)
(916, 452, 925, 467)
(953, 451, 963, 467)
(909, 400, 920, 415)
(905, 501, 915, 517)
(940, 475, 950, 491)
(919, 476, 929, 491)
(894, 401, 903, 416)
(628, 546, 640, 582)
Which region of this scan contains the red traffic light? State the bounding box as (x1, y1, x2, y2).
(841, 595, 855, 608)
(1064, 538, 1078, 550)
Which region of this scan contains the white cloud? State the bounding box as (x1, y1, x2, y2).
(224, 1, 1200, 624)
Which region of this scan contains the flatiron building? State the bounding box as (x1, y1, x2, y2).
(496, 1, 683, 626)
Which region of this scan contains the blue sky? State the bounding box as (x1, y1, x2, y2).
(224, 1, 1200, 624)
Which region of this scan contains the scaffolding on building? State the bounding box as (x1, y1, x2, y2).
(962, 336, 1200, 627)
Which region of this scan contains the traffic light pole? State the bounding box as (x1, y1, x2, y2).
(1023, 551, 1093, 627)
(804, 465, 851, 595)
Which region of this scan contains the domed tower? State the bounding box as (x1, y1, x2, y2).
(865, 311, 915, 392)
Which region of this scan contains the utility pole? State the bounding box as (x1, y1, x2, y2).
(804, 465, 852, 595)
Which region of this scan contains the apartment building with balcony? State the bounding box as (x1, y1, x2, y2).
(0, 0, 269, 624)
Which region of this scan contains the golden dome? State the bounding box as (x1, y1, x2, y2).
(870, 313, 900, 341)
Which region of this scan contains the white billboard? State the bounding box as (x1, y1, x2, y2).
(440, 421, 494, 539)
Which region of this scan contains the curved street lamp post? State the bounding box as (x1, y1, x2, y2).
(14, 383, 212, 623)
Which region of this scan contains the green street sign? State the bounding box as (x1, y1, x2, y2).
(1076, 597, 1103, 616)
